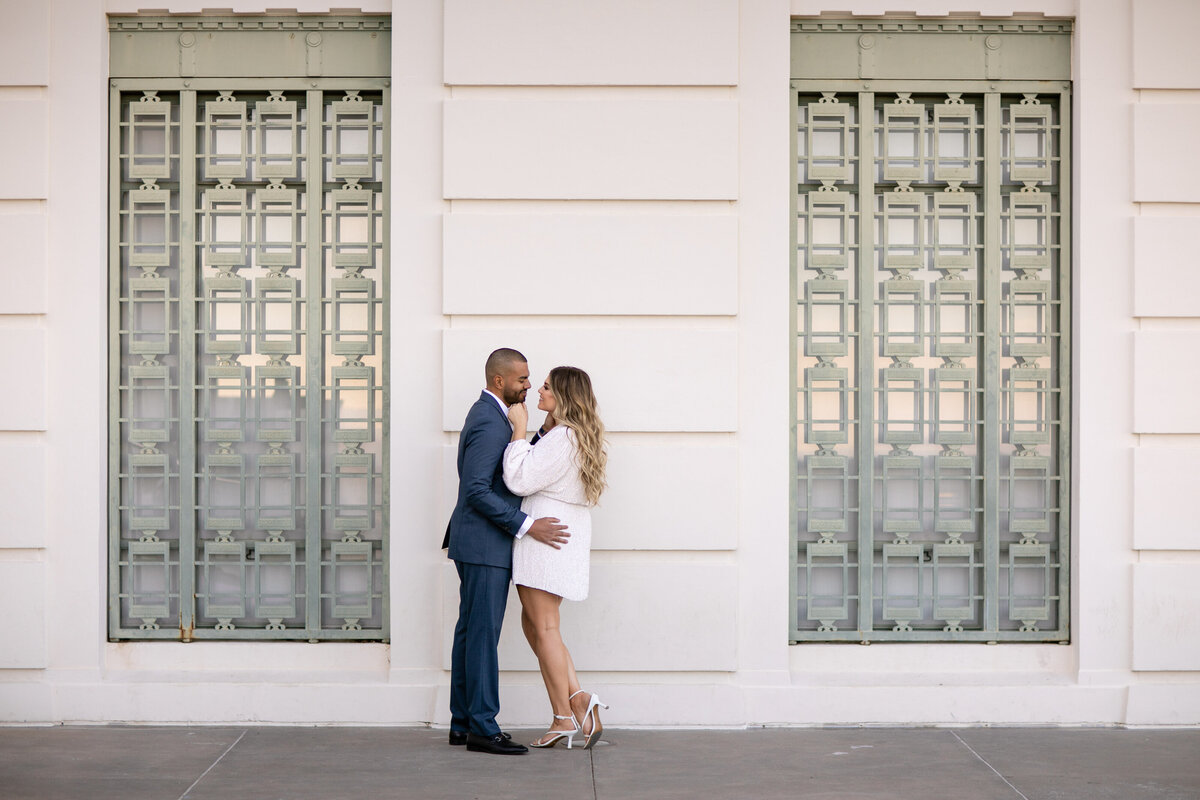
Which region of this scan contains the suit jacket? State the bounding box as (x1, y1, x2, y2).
(443, 391, 528, 568)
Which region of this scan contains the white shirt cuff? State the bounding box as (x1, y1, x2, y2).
(515, 515, 533, 539)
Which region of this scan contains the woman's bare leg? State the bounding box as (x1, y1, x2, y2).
(522, 602, 559, 718)
(565, 647, 582, 697)
(520, 604, 536, 648)
(517, 584, 577, 737)
(564, 648, 591, 730)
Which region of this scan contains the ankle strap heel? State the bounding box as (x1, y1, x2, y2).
(529, 713, 581, 750)
(570, 690, 609, 750)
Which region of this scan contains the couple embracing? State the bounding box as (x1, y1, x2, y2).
(444, 348, 609, 755)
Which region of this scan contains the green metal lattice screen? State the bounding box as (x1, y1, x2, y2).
(107, 17, 389, 641)
(789, 52, 1071, 641)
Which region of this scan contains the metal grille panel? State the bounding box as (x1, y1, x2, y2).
(791, 84, 1069, 643)
(110, 82, 389, 641)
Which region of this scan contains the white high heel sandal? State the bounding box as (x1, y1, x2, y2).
(529, 713, 581, 749)
(570, 690, 610, 750)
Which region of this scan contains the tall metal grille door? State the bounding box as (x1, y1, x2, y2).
(108, 75, 389, 641)
(790, 83, 1070, 642)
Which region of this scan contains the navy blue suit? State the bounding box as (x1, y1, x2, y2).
(445, 391, 529, 737)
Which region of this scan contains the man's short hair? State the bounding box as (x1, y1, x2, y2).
(485, 347, 527, 382)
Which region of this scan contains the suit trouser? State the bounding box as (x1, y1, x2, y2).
(450, 560, 510, 737)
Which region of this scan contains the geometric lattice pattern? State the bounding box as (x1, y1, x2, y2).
(792, 84, 1070, 642)
(110, 83, 389, 640)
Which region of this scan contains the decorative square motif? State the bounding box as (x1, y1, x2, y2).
(793, 86, 1067, 642)
(111, 83, 389, 641)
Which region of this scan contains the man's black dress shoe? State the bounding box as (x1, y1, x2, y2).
(466, 732, 528, 755)
(450, 730, 511, 746)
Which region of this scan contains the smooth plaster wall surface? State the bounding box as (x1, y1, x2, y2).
(1127, 0, 1200, 683)
(0, 0, 49, 683)
(0, 0, 1197, 726)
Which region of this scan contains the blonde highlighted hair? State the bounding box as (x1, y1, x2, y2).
(548, 366, 607, 505)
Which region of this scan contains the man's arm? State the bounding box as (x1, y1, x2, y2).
(460, 420, 528, 536)
(460, 415, 570, 548)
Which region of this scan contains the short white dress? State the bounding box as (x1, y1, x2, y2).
(503, 426, 592, 601)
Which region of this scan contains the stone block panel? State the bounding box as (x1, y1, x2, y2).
(1133, 331, 1200, 433)
(1133, 0, 1200, 88)
(1133, 104, 1200, 203)
(0, 328, 47, 430)
(442, 328, 738, 432)
(441, 559, 737, 671)
(1133, 216, 1200, 317)
(1133, 563, 1200, 671)
(0, 444, 45, 548)
(444, 0, 738, 86)
(1134, 447, 1200, 550)
(443, 213, 738, 315)
(0, 213, 48, 314)
(444, 98, 738, 200)
(440, 441, 738, 551)
(0, 560, 46, 668)
(0, 2, 49, 86)
(0, 101, 48, 199)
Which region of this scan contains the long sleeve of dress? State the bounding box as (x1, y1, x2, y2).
(503, 427, 574, 498)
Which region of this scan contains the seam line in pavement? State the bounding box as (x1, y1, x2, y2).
(950, 731, 1030, 800)
(178, 729, 247, 800)
(588, 748, 598, 799)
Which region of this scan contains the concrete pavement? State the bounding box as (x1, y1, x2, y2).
(2, 725, 1199, 800)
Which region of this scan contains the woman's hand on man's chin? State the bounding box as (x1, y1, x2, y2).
(507, 402, 529, 432)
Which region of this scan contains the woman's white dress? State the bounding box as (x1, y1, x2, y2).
(503, 426, 592, 601)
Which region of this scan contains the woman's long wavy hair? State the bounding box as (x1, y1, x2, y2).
(548, 366, 607, 506)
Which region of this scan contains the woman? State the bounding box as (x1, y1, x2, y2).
(504, 366, 608, 750)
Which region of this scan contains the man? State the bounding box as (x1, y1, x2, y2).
(444, 348, 570, 755)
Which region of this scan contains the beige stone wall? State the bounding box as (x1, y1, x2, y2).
(1, 0, 1197, 726)
(0, 0, 49, 683)
(1126, 0, 1200, 723)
